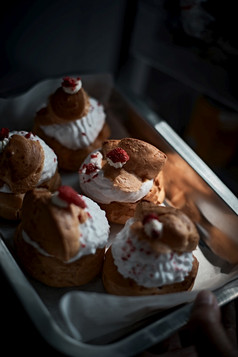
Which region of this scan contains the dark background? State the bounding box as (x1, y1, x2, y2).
(0, 0, 130, 94)
(0, 1, 237, 355)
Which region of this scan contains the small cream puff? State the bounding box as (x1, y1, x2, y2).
(103, 201, 199, 296)
(33, 77, 110, 171)
(79, 138, 167, 224)
(14, 186, 110, 287)
(0, 128, 61, 220)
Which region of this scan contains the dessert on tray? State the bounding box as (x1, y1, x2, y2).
(33, 77, 110, 171)
(0, 128, 61, 220)
(79, 138, 167, 224)
(14, 186, 110, 287)
(103, 201, 199, 296)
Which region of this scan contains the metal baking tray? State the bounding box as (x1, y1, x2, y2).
(0, 74, 238, 356)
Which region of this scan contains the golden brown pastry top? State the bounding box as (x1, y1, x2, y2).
(102, 138, 166, 178)
(131, 201, 199, 254)
(101, 138, 167, 192)
(34, 77, 90, 125)
(0, 134, 44, 194)
(102, 138, 167, 192)
(21, 187, 89, 262)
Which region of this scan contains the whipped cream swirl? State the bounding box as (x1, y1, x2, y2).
(0, 131, 57, 193)
(79, 150, 153, 204)
(112, 218, 194, 288)
(40, 98, 106, 150)
(22, 195, 109, 263)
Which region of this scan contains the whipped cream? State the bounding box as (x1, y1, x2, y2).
(62, 77, 82, 94)
(0, 131, 58, 193)
(0, 137, 9, 152)
(112, 218, 194, 288)
(144, 216, 163, 238)
(79, 150, 153, 204)
(22, 195, 109, 263)
(107, 158, 124, 169)
(40, 98, 105, 150)
(71, 196, 109, 262)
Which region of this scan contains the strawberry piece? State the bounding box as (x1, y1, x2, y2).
(106, 147, 129, 163)
(62, 76, 81, 89)
(0, 127, 9, 141)
(85, 163, 97, 175)
(25, 132, 34, 139)
(143, 213, 162, 239)
(142, 213, 159, 225)
(58, 186, 86, 208)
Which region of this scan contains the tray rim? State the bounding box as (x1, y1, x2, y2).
(116, 84, 238, 215)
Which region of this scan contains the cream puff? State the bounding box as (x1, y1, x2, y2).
(0, 128, 61, 220)
(14, 186, 110, 287)
(103, 201, 199, 296)
(79, 138, 167, 224)
(33, 77, 110, 171)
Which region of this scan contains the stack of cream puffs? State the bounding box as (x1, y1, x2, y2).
(2, 75, 202, 298)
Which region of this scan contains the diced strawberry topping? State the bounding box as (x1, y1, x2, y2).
(106, 147, 129, 163)
(142, 213, 159, 225)
(82, 163, 98, 175)
(25, 132, 34, 139)
(62, 76, 81, 89)
(58, 186, 86, 208)
(0, 127, 9, 141)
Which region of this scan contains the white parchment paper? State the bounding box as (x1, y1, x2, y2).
(58, 245, 238, 344)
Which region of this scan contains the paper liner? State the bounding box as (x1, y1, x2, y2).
(59, 245, 238, 343)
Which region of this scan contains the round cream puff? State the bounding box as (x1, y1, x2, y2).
(33, 77, 110, 171)
(79, 138, 167, 224)
(0, 128, 61, 220)
(14, 186, 110, 287)
(102, 201, 199, 296)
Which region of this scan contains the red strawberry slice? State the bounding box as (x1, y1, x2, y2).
(84, 163, 98, 175)
(58, 186, 86, 208)
(143, 213, 162, 239)
(25, 132, 34, 139)
(0, 127, 9, 141)
(106, 147, 129, 163)
(62, 77, 81, 89)
(142, 213, 159, 225)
